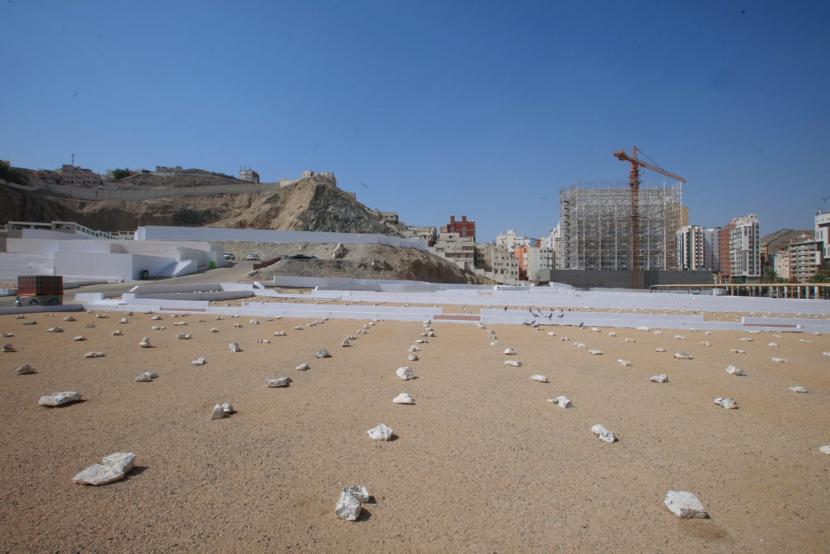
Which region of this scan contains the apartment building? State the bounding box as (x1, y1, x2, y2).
(728, 214, 760, 279)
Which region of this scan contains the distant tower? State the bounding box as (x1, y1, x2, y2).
(71, 153, 75, 166)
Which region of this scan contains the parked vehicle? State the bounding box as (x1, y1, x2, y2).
(223, 253, 235, 260)
(245, 253, 260, 261)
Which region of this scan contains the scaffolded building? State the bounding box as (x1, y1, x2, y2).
(560, 180, 683, 271)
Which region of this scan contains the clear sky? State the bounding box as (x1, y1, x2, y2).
(2, 0, 828, 241)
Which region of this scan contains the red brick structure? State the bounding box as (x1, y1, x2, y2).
(441, 215, 476, 240)
(718, 222, 734, 281)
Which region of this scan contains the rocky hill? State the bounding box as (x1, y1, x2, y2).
(223, 242, 485, 284)
(0, 173, 400, 235)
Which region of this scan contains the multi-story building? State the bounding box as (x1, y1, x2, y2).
(526, 246, 555, 283)
(774, 251, 790, 280)
(788, 236, 819, 282)
(703, 227, 720, 272)
(441, 215, 475, 240)
(496, 229, 534, 253)
(403, 226, 437, 246)
(559, 182, 683, 271)
(59, 165, 102, 187)
(676, 225, 705, 270)
(239, 167, 260, 183)
(729, 214, 761, 279)
(816, 210, 830, 268)
(718, 222, 734, 280)
(431, 232, 476, 271)
(477, 244, 520, 283)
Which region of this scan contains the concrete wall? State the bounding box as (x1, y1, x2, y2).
(0, 253, 54, 281)
(136, 225, 427, 251)
(54, 251, 135, 280)
(544, 270, 714, 289)
(21, 228, 88, 240)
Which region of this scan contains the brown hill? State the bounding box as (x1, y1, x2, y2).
(0, 174, 399, 235)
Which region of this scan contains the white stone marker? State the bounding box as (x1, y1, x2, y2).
(788, 385, 808, 393)
(84, 351, 105, 358)
(74, 452, 136, 486)
(135, 371, 158, 382)
(296, 362, 310, 371)
(335, 485, 370, 521)
(191, 357, 207, 366)
(588, 349, 603, 355)
(396, 366, 415, 380)
(504, 360, 522, 367)
(664, 491, 709, 519)
(367, 423, 394, 441)
(266, 377, 292, 388)
(617, 359, 632, 367)
(504, 347, 516, 355)
(548, 396, 572, 409)
(674, 352, 693, 360)
(393, 392, 415, 405)
(229, 342, 241, 353)
(591, 424, 617, 443)
(529, 374, 549, 383)
(655, 347, 666, 353)
(713, 397, 738, 409)
(771, 357, 788, 363)
(650, 374, 669, 383)
(38, 391, 82, 407)
(725, 365, 747, 376)
(16, 364, 36, 375)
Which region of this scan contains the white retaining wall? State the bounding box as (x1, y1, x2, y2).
(136, 225, 427, 250)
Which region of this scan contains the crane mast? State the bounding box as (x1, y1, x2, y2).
(613, 147, 686, 289)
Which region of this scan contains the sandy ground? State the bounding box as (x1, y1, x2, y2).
(0, 310, 829, 553)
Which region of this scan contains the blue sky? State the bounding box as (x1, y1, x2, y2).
(2, 0, 828, 241)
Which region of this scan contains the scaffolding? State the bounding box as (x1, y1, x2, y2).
(560, 180, 682, 271)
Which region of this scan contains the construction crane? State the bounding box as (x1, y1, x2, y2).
(613, 146, 687, 288)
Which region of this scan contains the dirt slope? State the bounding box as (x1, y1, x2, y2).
(0, 175, 399, 235)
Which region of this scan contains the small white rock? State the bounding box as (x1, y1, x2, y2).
(664, 491, 709, 519)
(713, 397, 738, 409)
(725, 365, 746, 377)
(38, 391, 81, 407)
(674, 352, 693, 360)
(591, 424, 617, 443)
(503, 347, 516, 355)
(73, 452, 136, 486)
(650, 374, 668, 383)
(587, 349, 603, 355)
(771, 357, 788, 363)
(191, 357, 207, 366)
(655, 347, 666, 353)
(335, 490, 363, 521)
(135, 371, 158, 382)
(295, 362, 310, 371)
(396, 366, 415, 380)
(367, 423, 394, 441)
(16, 364, 36, 375)
(731, 348, 745, 354)
(548, 395, 572, 409)
(788, 385, 808, 393)
(229, 342, 241, 353)
(84, 351, 105, 358)
(617, 359, 632, 367)
(393, 392, 415, 405)
(266, 376, 292, 388)
(529, 374, 548, 383)
(504, 360, 522, 367)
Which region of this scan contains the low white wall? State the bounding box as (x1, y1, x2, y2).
(0, 252, 54, 281)
(136, 225, 427, 250)
(21, 229, 89, 240)
(54, 251, 134, 280)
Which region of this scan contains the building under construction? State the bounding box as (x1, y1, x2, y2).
(560, 180, 683, 271)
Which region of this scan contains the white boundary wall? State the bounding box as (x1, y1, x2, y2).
(136, 225, 427, 250)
